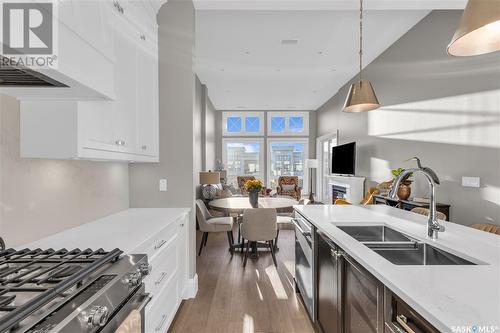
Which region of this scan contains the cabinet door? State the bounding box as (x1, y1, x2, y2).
(78, 101, 117, 152)
(112, 29, 138, 154)
(136, 44, 158, 157)
(317, 234, 342, 333)
(343, 254, 384, 333)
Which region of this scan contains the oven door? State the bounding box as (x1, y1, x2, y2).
(293, 215, 315, 322)
(101, 285, 152, 333)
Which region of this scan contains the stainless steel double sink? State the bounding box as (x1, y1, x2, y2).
(337, 225, 476, 265)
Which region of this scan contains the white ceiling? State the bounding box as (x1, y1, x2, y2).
(194, 2, 465, 111)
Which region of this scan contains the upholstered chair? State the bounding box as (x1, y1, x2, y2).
(237, 176, 256, 195)
(241, 208, 278, 267)
(470, 223, 500, 235)
(276, 176, 301, 200)
(195, 199, 234, 256)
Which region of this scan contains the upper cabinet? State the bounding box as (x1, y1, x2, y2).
(18, 0, 160, 162)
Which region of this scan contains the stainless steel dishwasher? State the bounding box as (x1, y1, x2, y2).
(293, 212, 316, 322)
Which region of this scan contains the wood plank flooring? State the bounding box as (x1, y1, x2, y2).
(168, 227, 315, 333)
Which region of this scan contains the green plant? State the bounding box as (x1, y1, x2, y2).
(391, 168, 413, 182)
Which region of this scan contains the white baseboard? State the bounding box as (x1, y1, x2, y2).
(182, 273, 198, 299)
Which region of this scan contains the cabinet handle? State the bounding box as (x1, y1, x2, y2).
(140, 34, 146, 41)
(155, 272, 167, 285)
(154, 239, 166, 250)
(141, 145, 147, 150)
(115, 140, 125, 146)
(330, 249, 344, 260)
(155, 314, 168, 331)
(113, 1, 124, 14)
(396, 315, 418, 333)
(180, 223, 184, 227)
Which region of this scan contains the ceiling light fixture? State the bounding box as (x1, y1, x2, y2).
(343, 0, 380, 113)
(447, 0, 500, 56)
(317, 51, 323, 55)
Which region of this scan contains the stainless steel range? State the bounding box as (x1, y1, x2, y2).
(0, 247, 151, 333)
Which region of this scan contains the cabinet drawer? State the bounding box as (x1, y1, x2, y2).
(145, 272, 179, 333)
(144, 235, 178, 295)
(134, 217, 181, 261)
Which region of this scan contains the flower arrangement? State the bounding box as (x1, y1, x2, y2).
(244, 179, 263, 193)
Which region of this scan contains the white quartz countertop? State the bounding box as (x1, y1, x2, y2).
(19, 208, 190, 253)
(294, 204, 500, 332)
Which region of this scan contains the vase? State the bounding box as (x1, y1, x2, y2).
(397, 183, 412, 201)
(249, 191, 259, 208)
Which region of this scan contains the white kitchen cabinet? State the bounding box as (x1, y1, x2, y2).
(18, 1, 159, 162)
(136, 41, 159, 157)
(19, 208, 193, 333)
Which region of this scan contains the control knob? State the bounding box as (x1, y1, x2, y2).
(87, 305, 109, 327)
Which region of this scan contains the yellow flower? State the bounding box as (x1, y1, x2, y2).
(245, 179, 263, 192)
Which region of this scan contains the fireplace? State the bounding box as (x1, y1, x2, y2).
(332, 185, 347, 203)
(326, 175, 365, 204)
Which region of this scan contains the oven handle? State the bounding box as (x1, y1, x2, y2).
(292, 219, 311, 237)
(137, 293, 153, 312)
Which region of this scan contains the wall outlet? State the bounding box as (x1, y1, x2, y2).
(462, 176, 480, 188)
(159, 179, 167, 192)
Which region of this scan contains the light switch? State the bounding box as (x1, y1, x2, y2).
(159, 179, 167, 192)
(462, 176, 480, 188)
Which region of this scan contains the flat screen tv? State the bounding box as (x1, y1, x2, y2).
(331, 142, 356, 175)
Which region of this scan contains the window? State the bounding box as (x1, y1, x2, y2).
(268, 112, 309, 136)
(222, 138, 264, 187)
(267, 138, 309, 191)
(223, 112, 264, 136)
(316, 133, 338, 202)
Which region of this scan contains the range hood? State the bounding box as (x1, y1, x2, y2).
(0, 57, 67, 87)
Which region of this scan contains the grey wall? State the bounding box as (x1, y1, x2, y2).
(129, 0, 198, 277)
(0, 94, 129, 247)
(316, 11, 500, 226)
(204, 93, 217, 171)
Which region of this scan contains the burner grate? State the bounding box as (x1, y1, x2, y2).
(0, 247, 123, 332)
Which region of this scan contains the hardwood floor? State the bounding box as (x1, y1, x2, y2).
(168, 227, 315, 333)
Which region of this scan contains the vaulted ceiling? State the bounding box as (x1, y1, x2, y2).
(194, 1, 466, 111)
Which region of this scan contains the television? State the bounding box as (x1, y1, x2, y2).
(331, 142, 356, 175)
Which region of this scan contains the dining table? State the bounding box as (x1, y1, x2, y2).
(209, 196, 299, 257)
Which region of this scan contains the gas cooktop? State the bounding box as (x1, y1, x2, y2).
(0, 247, 150, 332)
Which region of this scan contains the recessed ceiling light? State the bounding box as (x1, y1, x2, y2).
(331, 68, 336, 72)
(317, 51, 323, 55)
(275, 69, 281, 72)
(244, 50, 250, 55)
(220, 69, 225, 72)
(281, 39, 299, 45)
(313, 90, 318, 93)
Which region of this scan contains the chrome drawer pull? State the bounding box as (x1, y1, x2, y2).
(154, 239, 166, 250)
(396, 314, 417, 333)
(155, 314, 168, 331)
(155, 272, 167, 286)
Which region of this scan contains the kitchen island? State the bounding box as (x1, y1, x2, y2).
(294, 204, 500, 333)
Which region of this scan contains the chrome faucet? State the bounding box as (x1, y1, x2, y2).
(388, 167, 445, 239)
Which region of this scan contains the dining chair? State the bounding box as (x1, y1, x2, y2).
(195, 199, 234, 256)
(241, 208, 278, 267)
(410, 207, 447, 221)
(469, 223, 500, 235)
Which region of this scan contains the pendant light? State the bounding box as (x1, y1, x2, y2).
(343, 0, 380, 113)
(447, 0, 500, 57)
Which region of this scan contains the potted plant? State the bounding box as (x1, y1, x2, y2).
(245, 179, 263, 208)
(391, 168, 413, 200)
